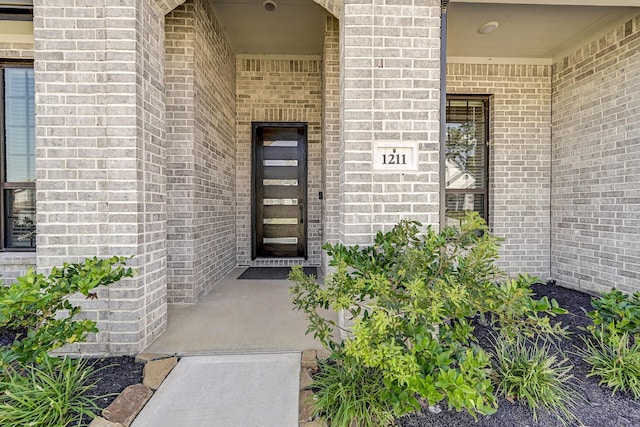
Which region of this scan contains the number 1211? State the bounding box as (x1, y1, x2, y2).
(382, 153, 406, 165)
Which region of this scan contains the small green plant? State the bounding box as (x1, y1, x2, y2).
(483, 276, 568, 340)
(578, 289, 640, 398)
(491, 335, 578, 426)
(310, 359, 393, 427)
(0, 355, 100, 427)
(291, 213, 567, 420)
(576, 328, 640, 399)
(587, 288, 640, 338)
(0, 256, 135, 363)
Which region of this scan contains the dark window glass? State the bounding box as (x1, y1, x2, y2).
(445, 97, 489, 227)
(4, 188, 35, 248)
(1, 64, 35, 250)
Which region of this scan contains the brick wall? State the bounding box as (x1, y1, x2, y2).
(339, 0, 441, 245)
(236, 56, 323, 267)
(165, 6, 194, 303)
(0, 42, 33, 60)
(0, 253, 36, 285)
(322, 16, 340, 270)
(447, 63, 552, 278)
(135, 0, 168, 349)
(165, 0, 236, 304)
(33, 0, 168, 355)
(551, 14, 640, 294)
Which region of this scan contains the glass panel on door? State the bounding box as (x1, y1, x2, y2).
(253, 124, 307, 258)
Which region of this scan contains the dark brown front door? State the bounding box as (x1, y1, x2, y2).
(252, 123, 307, 259)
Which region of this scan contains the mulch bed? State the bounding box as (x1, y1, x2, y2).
(396, 282, 640, 427)
(84, 357, 144, 420)
(0, 329, 143, 426)
(3, 282, 640, 426)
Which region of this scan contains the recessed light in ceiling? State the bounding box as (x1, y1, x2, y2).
(478, 21, 499, 35)
(263, 0, 277, 12)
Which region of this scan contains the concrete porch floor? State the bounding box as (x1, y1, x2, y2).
(143, 267, 336, 355)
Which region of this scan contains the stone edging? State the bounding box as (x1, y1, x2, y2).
(89, 353, 177, 427)
(90, 349, 330, 427)
(299, 348, 331, 427)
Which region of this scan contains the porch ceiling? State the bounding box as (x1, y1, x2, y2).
(448, 2, 640, 61)
(209, 0, 639, 62)
(209, 0, 328, 55)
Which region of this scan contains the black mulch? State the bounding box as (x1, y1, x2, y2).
(396, 282, 640, 427)
(84, 356, 144, 418)
(1, 329, 143, 426)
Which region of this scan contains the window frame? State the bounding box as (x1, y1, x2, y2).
(444, 94, 490, 225)
(0, 60, 36, 251)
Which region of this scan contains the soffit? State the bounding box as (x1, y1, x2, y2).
(210, 0, 639, 61)
(447, 2, 640, 61)
(210, 0, 328, 55)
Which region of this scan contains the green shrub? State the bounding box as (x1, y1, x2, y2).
(311, 359, 393, 427)
(579, 289, 640, 398)
(587, 288, 640, 338)
(290, 213, 567, 420)
(0, 355, 100, 427)
(576, 329, 640, 399)
(491, 335, 578, 426)
(0, 256, 134, 363)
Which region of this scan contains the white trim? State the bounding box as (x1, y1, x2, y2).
(447, 56, 553, 65)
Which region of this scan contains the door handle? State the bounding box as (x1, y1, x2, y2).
(299, 204, 304, 224)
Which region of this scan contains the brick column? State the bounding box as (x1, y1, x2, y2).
(322, 16, 340, 270)
(339, 0, 442, 245)
(33, 0, 167, 354)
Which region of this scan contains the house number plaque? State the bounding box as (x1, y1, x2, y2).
(373, 142, 418, 171)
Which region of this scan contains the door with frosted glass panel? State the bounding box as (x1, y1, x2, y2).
(252, 123, 307, 259)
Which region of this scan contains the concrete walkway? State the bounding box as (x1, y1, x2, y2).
(144, 267, 335, 354)
(131, 352, 301, 427)
(132, 267, 334, 426)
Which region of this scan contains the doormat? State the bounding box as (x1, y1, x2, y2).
(237, 267, 317, 280)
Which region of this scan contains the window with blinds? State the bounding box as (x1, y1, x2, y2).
(1, 63, 35, 250)
(445, 96, 489, 228)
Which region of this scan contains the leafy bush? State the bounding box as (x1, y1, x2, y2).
(587, 288, 640, 338)
(0, 355, 99, 427)
(0, 256, 134, 426)
(291, 213, 567, 420)
(491, 335, 578, 425)
(578, 289, 640, 399)
(311, 359, 393, 427)
(0, 256, 134, 363)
